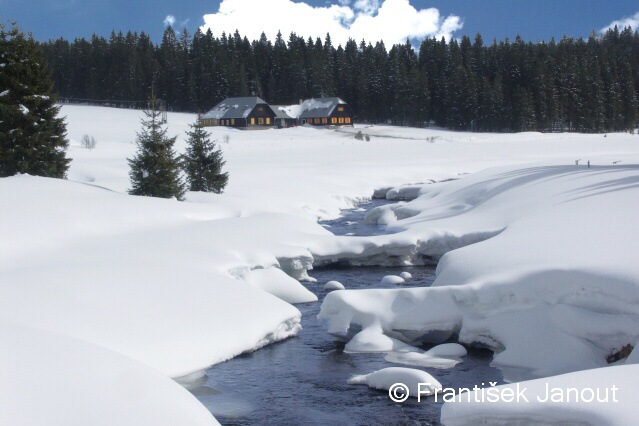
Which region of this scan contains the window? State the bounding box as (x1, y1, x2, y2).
(331, 117, 337, 124)
(338, 117, 344, 124)
(345, 117, 351, 124)
(266, 117, 271, 125)
(302, 119, 306, 124)
(314, 118, 320, 124)
(250, 118, 255, 125)
(338, 106, 344, 112)
(258, 118, 264, 125)
(231, 119, 235, 125)
(213, 119, 218, 126)
(322, 118, 328, 124)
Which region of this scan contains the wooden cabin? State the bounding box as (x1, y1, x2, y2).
(297, 98, 353, 126)
(200, 97, 276, 129)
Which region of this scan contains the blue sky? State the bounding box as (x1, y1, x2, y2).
(2, 0, 638, 45)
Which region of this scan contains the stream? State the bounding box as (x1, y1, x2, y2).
(189, 199, 504, 425)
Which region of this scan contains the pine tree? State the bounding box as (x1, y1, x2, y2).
(128, 99, 185, 200)
(182, 116, 228, 193)
(0, 21, 70, 178)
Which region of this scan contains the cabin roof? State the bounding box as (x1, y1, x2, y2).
(296, 97, 347, 119)
(271, 105, 297, 120)
(201, 97, 270, 120)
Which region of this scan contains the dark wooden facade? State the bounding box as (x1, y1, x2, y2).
(200, 97, 275, 129)
(245, 105, 275, 128)
(299, 98, 354, 127)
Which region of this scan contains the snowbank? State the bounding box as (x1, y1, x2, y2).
(319, 164, 639, 381)
(0, 175, 312, 378)
(0, 321, 218, 426)
(244, 268, 317, 303)
(441, 365, 638, 425)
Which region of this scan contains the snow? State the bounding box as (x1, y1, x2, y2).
(400, 271, 412, 280)
(426, 343, 467, 358)
(319, 164, 639, 383)
(281, 99, 337, 119)
(381, 275, 405, 285)
(348, 367, 442, 398)
(4, 104, 639, 424)
(385, 344, 467, 369)
(0, 90, 8, 97)
(244, 268, 317, 303)
(626, 344, 639, 364)
(19, 104, 28, 114)
(345, 325, 420, 353)
(441, 365, 638, 425)
(0, 321, 218, 426)
(323, 280, 346, 290)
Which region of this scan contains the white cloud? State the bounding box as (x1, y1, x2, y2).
(600, 10, 639, 33)
(163, 15, 176, 27)
(201, 0, 463, 48)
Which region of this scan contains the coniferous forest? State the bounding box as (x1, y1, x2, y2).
(40, 25, 639, 132)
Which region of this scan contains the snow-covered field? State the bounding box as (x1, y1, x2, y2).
(2, 104, 639, 424)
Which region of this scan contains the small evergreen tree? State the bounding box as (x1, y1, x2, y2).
(182, 116, 228, 193)
(128, 102, 185, 200)
(0, 21, 70, 178)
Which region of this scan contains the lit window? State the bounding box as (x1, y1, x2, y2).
(331, 117, 337, 124)
(266, 118, 271, 125)
(314, 118, 320, 124)
(345, 117, 351, 124)
(322, 118, 328, 124)
(213, 119, 218, 126)
(231, 119, 235, 125)
(338, 117, 344, 124)
(251, 118, 255, 125)
(258, 118, 264, 125)
(338, 107, 344, 112)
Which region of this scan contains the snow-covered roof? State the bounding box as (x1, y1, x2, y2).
(271, 106, 297, 120)
(297, 97, 347, 119)
(201, 97, 271, 120)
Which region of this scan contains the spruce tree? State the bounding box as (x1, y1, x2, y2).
(128, 101, 185, 200)
(182, 116, 228, 193)
(0, 21, 70, 178)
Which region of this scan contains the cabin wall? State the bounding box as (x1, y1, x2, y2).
(301, 105, 354, 126)
(329, 105, 354, 126)
(246, 105, 275, 127)
(199, 117, 245, 128)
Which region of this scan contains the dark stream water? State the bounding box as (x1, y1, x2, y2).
(190, 200, 504, 425)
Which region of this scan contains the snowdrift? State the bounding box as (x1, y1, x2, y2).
(0, 321, 219, 426)
(319, 164, 639, 381)
(441, 364, 638, 425)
